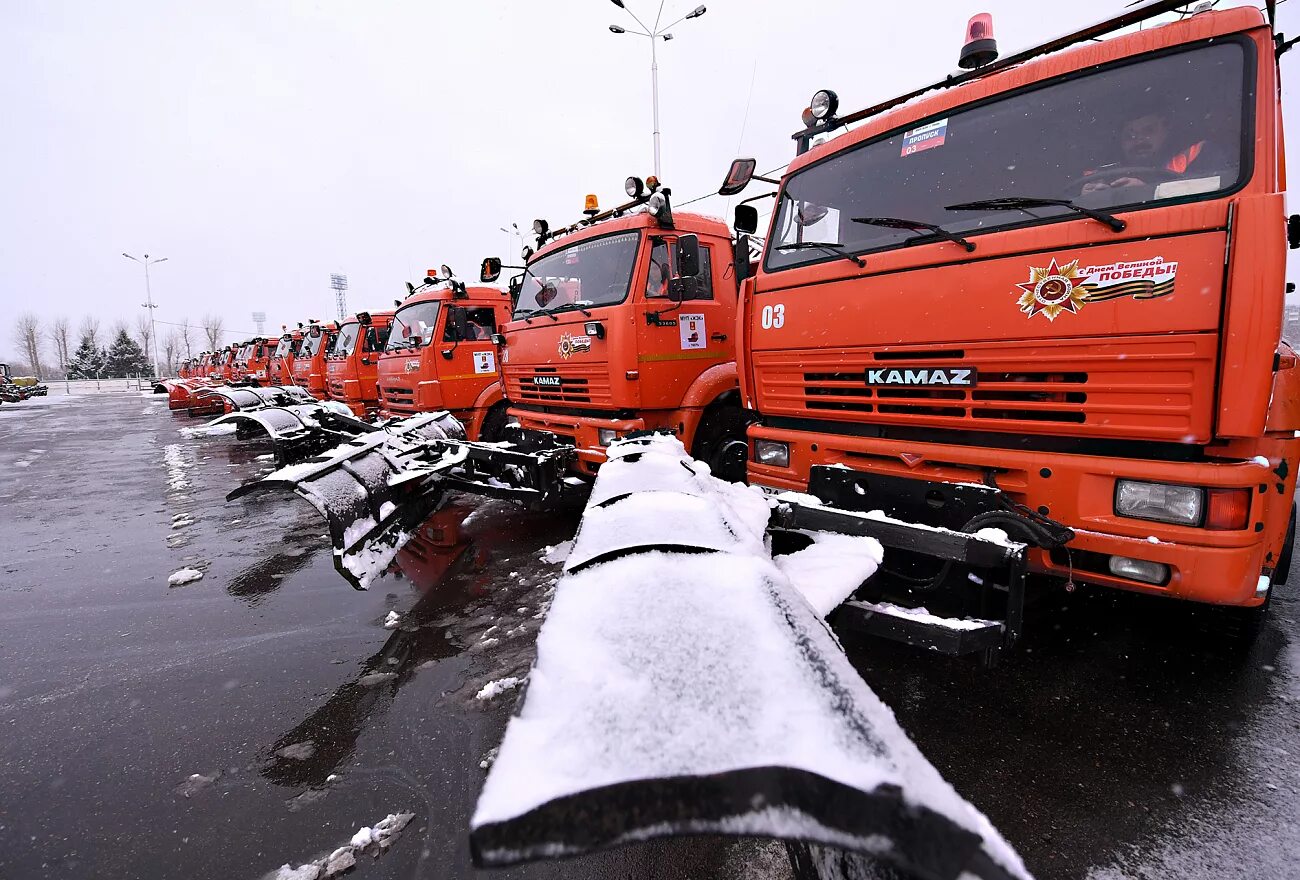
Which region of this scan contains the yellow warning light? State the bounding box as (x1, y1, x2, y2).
(583, 194, 600, 216)
(646, 175, 660, 192)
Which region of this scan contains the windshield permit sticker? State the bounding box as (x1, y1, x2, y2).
(473, 351, 496, 374)
(1015, 257, 1177, 321)
(900, 118, 948, 157)
(679, 314, 706, 350)
(558, 333, 592, 360)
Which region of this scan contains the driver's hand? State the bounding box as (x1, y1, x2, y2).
(1108, 176, 1146, 188)
(1081, 180, 1110, 195)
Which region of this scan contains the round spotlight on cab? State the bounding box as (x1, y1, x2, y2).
(625, 176, 645, 198)
(533, 218, 549, 238)
(809, 89, 839, 121)
(440, 264, 454, 279)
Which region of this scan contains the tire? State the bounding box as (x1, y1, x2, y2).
(1274, 504, 1296, 585)
(477, 402, 510, 442)
(1213, 592, 1271, 651)
(690, 402, 752, 484)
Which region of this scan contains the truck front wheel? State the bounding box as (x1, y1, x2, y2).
(691, 403, 751, 484)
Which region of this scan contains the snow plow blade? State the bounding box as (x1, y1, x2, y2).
(210, 403, 376, 466)
(226, 413, 576, 589)
(470, 434, 1029, 880)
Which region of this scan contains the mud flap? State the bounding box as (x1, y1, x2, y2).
(470, 434, 1028, 880)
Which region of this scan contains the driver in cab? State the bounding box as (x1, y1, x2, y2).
(1080, 108, 1231, 196)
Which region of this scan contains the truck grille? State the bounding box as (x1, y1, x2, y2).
(382, 385, 416, 414)
(505, 364, 612, 406)
(754, 335, 1216, 442)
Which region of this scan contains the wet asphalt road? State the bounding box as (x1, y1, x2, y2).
(1, 391, 1297, 880)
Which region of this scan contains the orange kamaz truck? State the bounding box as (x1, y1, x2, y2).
(291, 321, 337, 398)
(721, 0, 1299, 651)
(267, 329, 302, 386)
(325, 309, 395, 417)
(375, 271, 512, 439)
(482, 177, 746, 480)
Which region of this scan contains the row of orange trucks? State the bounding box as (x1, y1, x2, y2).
(156, 3, 1299, 875)
(164, 0, 1300, 654)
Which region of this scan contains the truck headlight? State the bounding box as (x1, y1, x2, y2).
(598, 428, 618, 446)
(753, 439, 790, 468)
(1114, 480, 1202, 526)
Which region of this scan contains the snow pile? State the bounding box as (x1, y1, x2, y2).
(541, 540, 573, 564)
(475, 677, 522, 701)
(163, 443, 191, 493)
(269, 811, 416, 880)
(179, 421, 238, 438)
(383, 610, 401, 629)
(472, 433, 1028, 879)
(773, 531, 884, 617)
(167, 567, 203, 587)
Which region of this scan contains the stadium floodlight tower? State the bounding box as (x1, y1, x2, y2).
(252, 311, 267, 335)
(330, 274, 349, 321)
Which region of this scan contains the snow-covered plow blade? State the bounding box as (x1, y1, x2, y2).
(226, 413, 576, 589)
(208, 401, 372, 466)
(470, 434, 1028, 880)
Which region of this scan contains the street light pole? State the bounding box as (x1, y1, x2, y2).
(608, 2, 707, 181)
(122, 252, 168, 378)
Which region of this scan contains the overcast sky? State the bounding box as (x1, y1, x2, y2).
(2, 0, 1297, 362)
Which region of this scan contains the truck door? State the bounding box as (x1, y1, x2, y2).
(635, 236, 732, 411)
(438, 305, 501, 410)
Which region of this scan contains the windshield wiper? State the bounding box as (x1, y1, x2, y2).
(851, 216, 975, 252)
(549, 300, 595, 318)
(773, 241, 866, 268)
(944, 197, 1126, 232)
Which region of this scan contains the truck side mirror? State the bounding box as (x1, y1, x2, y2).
(734, 205, 758, 235)
(508, 274, 523, 299)
(481, 257, 502, 282)
(675, 234, 701, 278)
(718, 158, 756, 196)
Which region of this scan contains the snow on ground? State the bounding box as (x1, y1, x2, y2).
(268, 811, 415, 880)
(383, 610, 401, 629)
(475, 677, 521, 701)
(179, 421, 238, 438)
(167, 567, 203, 587)
(541, 540, 573, 564)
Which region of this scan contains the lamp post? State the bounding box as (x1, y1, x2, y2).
(608, 2, 707, 180)
(122, 252, 168, 378)
(499, 223, 524, 258)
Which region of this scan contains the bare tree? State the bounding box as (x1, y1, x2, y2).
(179, 316, 195, 358)
(13, 313, 43, 377)
(134, 314, 155, 369)
(163, 330, 182, 375)
(202, 314, 225, 349)
(48, 317, 72, 376)
(79, 316, 101, 350)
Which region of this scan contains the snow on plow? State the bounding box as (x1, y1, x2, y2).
(226, 412, 577, 589)
(470, 434, 1029, 880)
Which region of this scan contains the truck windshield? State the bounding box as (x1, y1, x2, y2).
(273, 337, 293, 358)
(767, 41, 1248, 271)
(333, 323, 361, 356)
(299, 333, 325, 357)
(387, 302, 440, 350)
(515, 231, 639, 317)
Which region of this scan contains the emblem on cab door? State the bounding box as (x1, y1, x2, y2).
(557, 333, 591, 360)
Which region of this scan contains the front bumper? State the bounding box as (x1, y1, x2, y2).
(508, 408, 646, 475)
(749, 424, 1286, 607)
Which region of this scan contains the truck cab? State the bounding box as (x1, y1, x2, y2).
(268, 330, 302, 386)
(291, 321, 336, 399)
(489, 180, 744, 478)
(728, 4, 1297, 638)
(377, 277, 511, 440)
(326, 310, 395, 417)
(216, 346, 238, 382)
(241, 337, 272, 386)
